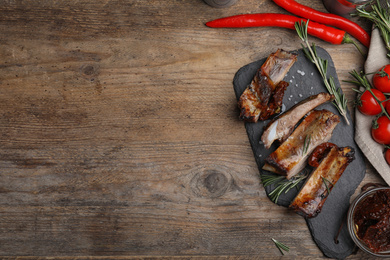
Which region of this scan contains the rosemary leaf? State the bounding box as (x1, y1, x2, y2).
(294, 20, 350, 125)
(295, 20, 308, 42)
(285, 173, 306, 193)
(272, 238, 290, 255)
(303, 135, 311, 155)
(261, 174, 285, 187)
(321, 176, 332, 196)
(356, 0, 390, 57)
(262, 171, 308, 203)
(269, 180, 290, 203)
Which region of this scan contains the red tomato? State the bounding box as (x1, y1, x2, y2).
(385, 149, 390, 165)
(357, 89, 386, 116)
(371, 116, 390, 145)
(386, 101, 390, 115)
(373, 65, 390, 93)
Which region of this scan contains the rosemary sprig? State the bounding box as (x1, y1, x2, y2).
(261, 171, 308, 203)
(272, 238, 290, 255)
(295, 21, 350, 125)
(303, 134, 311, 155)
(261, 174, 286, 187)
(321, 176, 332, 196)
(356, 0, 390, 57)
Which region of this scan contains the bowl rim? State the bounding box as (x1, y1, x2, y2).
(347, 186, 390, 257)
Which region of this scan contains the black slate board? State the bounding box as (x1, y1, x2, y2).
(233, 47, 365, 259)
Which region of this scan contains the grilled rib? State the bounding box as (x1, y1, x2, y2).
(261, 93, 334, 149)
(262, 109, 340, 179)
(238, 49, 297, 122)
(289, 145, 355, 218)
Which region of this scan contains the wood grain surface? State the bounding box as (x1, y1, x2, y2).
(0, 0, 385, 259)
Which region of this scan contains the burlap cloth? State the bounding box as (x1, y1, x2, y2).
(355, 26, 390, 185)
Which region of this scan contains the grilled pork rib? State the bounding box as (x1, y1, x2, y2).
(261, 49, 298, 85)
(238, 49, 297, 122)
(262, 109, 340, 179)
(289, 145, 355, 218)
(261, 93, 334, 149)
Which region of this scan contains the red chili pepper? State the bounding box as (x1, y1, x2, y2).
(272, 0, 370, 47)
(206, 13, 349, 45)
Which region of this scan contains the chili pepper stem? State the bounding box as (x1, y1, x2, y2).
(343, 34, 366, 58)
(274, 0, 371, 47)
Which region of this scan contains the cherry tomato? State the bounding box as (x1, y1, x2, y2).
(386, 101, 390, 115)
(357, 89, 386, 116)
(385, 149, 390, 165)
(371, 116, 390, 145)
(373, 64, 390, 93)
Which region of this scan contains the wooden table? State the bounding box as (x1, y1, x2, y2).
(0, 0, 385, 258)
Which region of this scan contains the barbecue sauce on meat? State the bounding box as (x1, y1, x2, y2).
(238, 49, 297, 122)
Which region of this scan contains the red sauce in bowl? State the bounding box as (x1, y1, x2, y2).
(353, 189, 390, 253)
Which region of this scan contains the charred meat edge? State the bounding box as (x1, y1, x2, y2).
(289, 145, 355, 218)
(262, 109, 340, 179)
(261, 93, 335, 149)
(258, 80, 289, 121)
(238, 49, 297, 122)
(238, 74, 272, 122)
(262, 49, 298, 85)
